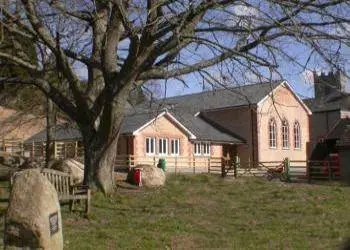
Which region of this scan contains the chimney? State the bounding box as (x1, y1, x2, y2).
(313, 70, 346, 99)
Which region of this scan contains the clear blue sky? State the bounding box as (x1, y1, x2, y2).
(150, 43, 350, 100)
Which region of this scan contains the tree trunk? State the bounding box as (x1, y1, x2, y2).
(81, 126, 120, 195)
(45, 97, 56, 167)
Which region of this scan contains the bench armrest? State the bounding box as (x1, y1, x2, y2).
(72, 185, 90, 195)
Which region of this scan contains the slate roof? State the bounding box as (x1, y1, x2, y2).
(25, 123, 82, 143)
(304, 93, 350, 113)
(327, 118, 350, 140)
(25, 81, 285, 144)
(144, 81, 282, 113)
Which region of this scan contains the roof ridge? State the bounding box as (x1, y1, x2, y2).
(160, 80, 283, 101)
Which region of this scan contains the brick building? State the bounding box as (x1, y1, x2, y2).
(25, 81, 311, 165)
(304, 70, 350, 160)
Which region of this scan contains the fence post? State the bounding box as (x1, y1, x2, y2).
(128, 155, 131, 168)
(307, 161, 311, 183)
(75, 141, 78, 158)
(208, 158, 210, 174)
(193, 156, 195, 174)
(153, 156, 156, 167)
(221, 157, 226, 178)
(234, 155, 239, 179)
(328, 160, 331, 181)
(64, 143, 67, 159)
(32, 141, 35, 159)
(54, 141, 57, 159)
(175, 157, 177, 175)
(284, 158, 291, 182)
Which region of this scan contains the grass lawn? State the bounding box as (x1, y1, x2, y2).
(3, 174, 350, 249)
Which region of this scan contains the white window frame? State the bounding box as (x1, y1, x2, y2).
(202, 142, 211, 156)
(269, 119, 277, 149)
(194, 142, 211, 156)
(170, 139, 180, 156)
(145, 137, 155, 155)
(294, 121, 301, 149)
(282, 120, 290, 149)
(158, 138, 168, 155)
(194, 142, 201, 155)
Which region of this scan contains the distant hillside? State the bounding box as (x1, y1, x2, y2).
(0, 106, 46, 140)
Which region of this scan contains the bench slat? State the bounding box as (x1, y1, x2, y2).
(40, 168, 90, 215)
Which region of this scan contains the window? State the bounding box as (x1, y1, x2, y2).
(282, 120, 289, 149)
(145, 137, 155, 155)
(194, 142, 211, 156)
(158, 138, 168, 155)
(194, 142, 201, 155)
(202, 143, 211, 156)
(269, 119, 277, 148)
(294, 121, 301, 149)
(171, 139, 180, 155)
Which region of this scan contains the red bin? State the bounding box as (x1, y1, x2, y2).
(133, 168, 142, 187)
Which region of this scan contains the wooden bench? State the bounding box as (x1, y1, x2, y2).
(40, 168, 91, 215)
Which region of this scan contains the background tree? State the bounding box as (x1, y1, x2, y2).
(0, 0, 349, 194)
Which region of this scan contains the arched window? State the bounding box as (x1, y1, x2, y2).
(269, 118, 277, 148)
(294, 121, 301, 149)
(282, 119, 289, 149)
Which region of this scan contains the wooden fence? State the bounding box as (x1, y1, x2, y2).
(1, 139, 340, 183)
(307, 160, 340, 182)
(115, 155, 222, 174)
(0, 139, 24, 155)
(0, 139, 84, 160)
(114, 156, 310, 181)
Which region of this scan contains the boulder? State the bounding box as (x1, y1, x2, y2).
(0, 153, 26, 181)
(50, 159, 84, 184)
(20, 158, 44, 169)
(128, 164, 166, 187)
(4, 169, 63, 249)
(0, 152, 26, 169)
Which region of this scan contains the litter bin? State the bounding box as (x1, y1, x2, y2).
(133, 167, 142, 186)
(158, 158, 166, 172)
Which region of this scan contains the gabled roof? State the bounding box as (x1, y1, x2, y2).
(25, 81, 295, 144)
(153, 81, 283, 113)
(130, 111, 197, 139)
(169, 112, 245, 143)
(257, 81, 312, 115)
(116, 109, 244, 143)
(25, 111, 245, 144)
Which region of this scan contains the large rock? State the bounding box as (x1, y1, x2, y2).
(0, 153, 26, 181)
(20, 158, 44, 169)
(4, 169, 63, 249)
(0, 152, 26, 168)
(128, 164, 166, 187)
(50, 159, 84, 184)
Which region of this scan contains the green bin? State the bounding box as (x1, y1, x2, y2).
(158, 158, 166, 172)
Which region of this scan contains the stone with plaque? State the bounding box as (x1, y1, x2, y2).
(4, 169, 63, 249)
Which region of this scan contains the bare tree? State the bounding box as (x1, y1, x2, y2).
(0, 0, 349, 194)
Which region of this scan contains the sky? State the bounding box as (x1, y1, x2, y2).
(72, 1, 350, 101)
(146, 39, 350, 100)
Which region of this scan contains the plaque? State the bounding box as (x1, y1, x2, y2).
(49, 212, 59, 236)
